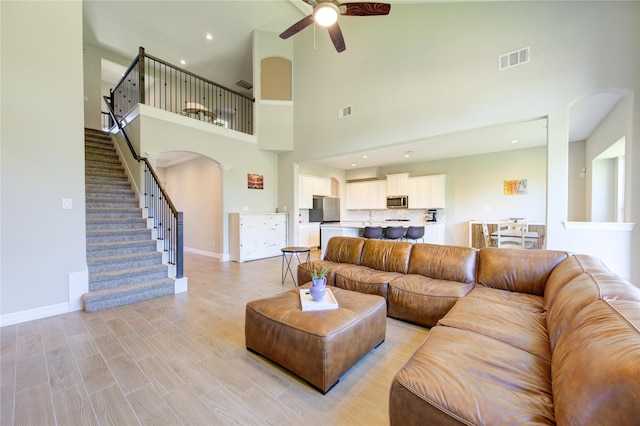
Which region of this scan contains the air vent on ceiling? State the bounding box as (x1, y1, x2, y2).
(235, 79, 253, 90)
(338, 105, 353, 119)
(499, 47, 530, 71)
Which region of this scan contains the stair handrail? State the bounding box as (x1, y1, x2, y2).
(103, 95, 184, 279)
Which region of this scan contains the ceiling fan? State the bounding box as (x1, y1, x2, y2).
(279, 1, 391, 53)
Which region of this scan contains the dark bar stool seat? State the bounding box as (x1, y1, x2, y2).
(384, 226, 405, 241)
(404, 226, 425, 243)
(363, 226, 383, 239)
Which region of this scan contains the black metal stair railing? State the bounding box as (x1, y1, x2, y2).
(111, 47, 254, 135)
(103, 95, 184, 279)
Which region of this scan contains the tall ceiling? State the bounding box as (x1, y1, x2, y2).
(83, 0, 622, 170)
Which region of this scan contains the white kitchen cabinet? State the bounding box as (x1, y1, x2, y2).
(408, 175, 446, 209)
(346, 180, 386, 210)
(299, 222, 321, 248)
(313, 177, 332, 197)
(299, 175, 332, 209)
(386, 173, 410, 196)
(230, 213, 287, 262)
(424, 224, 445, 244)
(299, 175, 314, 209)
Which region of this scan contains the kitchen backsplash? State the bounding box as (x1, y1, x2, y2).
(344, 208, 445, 223)
(300, 206, 445, 223)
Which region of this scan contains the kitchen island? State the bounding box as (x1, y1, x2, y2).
(320, 222, 445, 257)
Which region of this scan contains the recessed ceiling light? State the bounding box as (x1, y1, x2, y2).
(511, 140, 519, 144)
(180, 59, 186, 65)
(351, 163, 357, 167)
(362, 155, 368, 159)
(404, 154, 410, 158)
(206, 33, 213, 41)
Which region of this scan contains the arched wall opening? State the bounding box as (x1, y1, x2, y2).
(155, 151, 224, 259)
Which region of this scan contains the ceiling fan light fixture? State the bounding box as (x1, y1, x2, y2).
(314, 3, 339, 27)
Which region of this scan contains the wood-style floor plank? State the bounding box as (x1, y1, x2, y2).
(89, 384, 140, 425)
(0, 251, 430, 425)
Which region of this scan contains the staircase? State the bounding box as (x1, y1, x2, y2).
(82, 128, 174, 312)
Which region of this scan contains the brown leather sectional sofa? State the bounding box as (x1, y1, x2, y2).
(297, 236, 640, 425)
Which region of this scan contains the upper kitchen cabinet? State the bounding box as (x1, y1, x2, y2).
(346, 180, 386, 209)
(408, 175, 446, 209)
(386, 173, 410, 196)
(299, 175, 332, 209)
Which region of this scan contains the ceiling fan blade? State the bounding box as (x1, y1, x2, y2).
(343, 2, 391, 16)
(327, 22, 346, 53)
(279, 15, 314, 39)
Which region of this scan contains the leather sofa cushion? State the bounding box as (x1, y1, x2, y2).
(543, 254, 604, 310)
(323, 236, 366, 265)
(407, 243, 477, 284)
(552, 300, 640, 425)
(388, 275, 474, 327)
(477, 248, 569, 296)
(438, 296, 551, 362)
(360, 239, 412, 274)
(390, 326, 554, 425)
(546, 271, 640, 351)
(334, 266, 403, 299)
(297, 260, 352, 287)
(465, 286, 545, 313)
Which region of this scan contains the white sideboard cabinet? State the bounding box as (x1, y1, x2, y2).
(230, 213, 287, 262)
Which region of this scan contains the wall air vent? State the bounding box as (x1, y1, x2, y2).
(499, 47, 530, 71)
(338, 105, 353, 119)
(235, 79, 253, 90)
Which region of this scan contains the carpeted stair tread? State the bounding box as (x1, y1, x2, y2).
(89, 264, 170, 290)
(87, 239, 157, 257)
(86, 228, 153, 244)
(83, 128, 173, 312)
(88, 251, 164, 273)
(86, 207, 142, 219)
(86, 217, 148, 230)
(82, 279, 174, 313)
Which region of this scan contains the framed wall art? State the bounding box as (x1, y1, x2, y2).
(248, 173, 264, 189)
(504, 179, 527, 195)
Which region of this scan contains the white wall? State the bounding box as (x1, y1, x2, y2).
(380, 146, 547, 247)
(1, 1, 86, 321)
(83, 43, 132, 131)
(282, 1, 639, 282)
(568, 141, 587, 221)
(128, 107, 280, 259)
(161, 156, 222, 258)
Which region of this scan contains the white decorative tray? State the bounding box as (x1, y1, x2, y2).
(299, 288, 339, 312)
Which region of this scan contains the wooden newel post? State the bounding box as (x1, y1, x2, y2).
(139, 46, 145, 105)
(176, 212, 184, 279)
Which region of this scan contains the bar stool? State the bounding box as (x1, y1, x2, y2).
(363, 226, 383, 239)
(281, 247, 311, 287)
(404, 226, 425, 243)
(383, 226, 405, 241)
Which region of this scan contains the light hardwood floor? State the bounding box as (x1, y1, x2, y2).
(1, 251, 429, 425)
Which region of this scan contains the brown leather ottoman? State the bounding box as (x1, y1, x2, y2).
(245, 285, 386, 394)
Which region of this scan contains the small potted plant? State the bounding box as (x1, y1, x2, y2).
(310, 266, 330, 301)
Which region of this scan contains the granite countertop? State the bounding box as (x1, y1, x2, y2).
(321, 221, 441, 228)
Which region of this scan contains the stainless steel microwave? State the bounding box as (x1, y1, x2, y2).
(387, 195, 408, 209)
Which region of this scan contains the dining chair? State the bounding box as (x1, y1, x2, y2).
(404, 226, 425, 243)
(363, 226, 383, 239)
(496, 222, 526, 249)
(383, 226, 405, 241)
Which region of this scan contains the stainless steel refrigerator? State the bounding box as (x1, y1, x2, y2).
(309, 197, 340, 223)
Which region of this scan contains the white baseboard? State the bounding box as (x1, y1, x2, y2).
(0, 302, 70, 327)
(184, 247, 221, 259)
